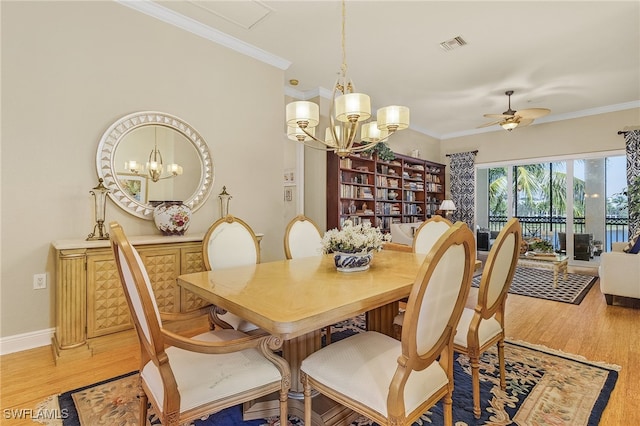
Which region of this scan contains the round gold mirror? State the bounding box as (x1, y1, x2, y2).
(96, 111, 214, 219)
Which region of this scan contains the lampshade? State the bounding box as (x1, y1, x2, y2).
(286, 101, 320, 128)
(361, 121, 389, 142)
(334, 93, 371, 123)
(439, 199, 456, 211)
(377, 105, 410, 131)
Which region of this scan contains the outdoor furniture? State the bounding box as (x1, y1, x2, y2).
(453, 218, 521, 418)
(599, 242, 640, 304)
(558, 232, 593, 261)
(109, 222, 291, 426)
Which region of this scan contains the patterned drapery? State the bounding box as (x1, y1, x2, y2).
(448, 151, 477, 230)
(626, 130, 640, 237)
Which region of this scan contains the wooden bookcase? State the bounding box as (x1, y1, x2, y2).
(326, 151, 445, 232)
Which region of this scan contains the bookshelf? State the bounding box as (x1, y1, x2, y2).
(326, 151, 445, 232)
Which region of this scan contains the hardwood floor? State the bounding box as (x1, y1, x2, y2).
(1, 279, 638, 425)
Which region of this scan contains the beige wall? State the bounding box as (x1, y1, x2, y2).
(1, 2, 638, 341)
(1, 2, 286, 337)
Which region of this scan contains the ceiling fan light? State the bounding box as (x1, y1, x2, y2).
(286, 101, 320, 128)
(335, 93, 371, 123)
(501, 121, 519, 131)
(377, 105, 410, 131)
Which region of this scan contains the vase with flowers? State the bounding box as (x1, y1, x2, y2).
(321, 220, 391, 272)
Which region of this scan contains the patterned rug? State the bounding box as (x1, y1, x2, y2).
(472, 266, 598, 305)
(35, 317, 619, 426)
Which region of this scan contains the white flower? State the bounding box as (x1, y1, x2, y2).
(321, 220, 391, 254)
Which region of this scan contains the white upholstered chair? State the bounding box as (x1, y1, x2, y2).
(284, 214, 337, 343)
(392, 215, 453, 338)
(203, 215, 261, 333)
(300, 222, 476, 426)
(453, 217, 521, 418)
(412, 215, 453, 254)
(284, 214, 323, 259)
(109, 222, 290, 426)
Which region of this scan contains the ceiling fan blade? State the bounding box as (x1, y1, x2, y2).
(477, 120, 502, 128)
(483, 113, 514, 119)
(517, 118, 534, 127)
(516, 108, 551, 119)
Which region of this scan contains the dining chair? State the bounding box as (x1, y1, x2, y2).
(412, 214, 453, 254)
(203, 215, 262, 333)
(109, 222, 290, 426)
(452, 217, 521, 418)
(284, 214, 323, 259)
(284, 214, 339, 343)
(392, 215, 453, 338)
(300, 222, 476, 426)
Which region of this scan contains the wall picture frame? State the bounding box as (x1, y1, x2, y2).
(117, 173, 148, 203)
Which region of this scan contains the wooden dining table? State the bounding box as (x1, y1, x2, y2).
(177, 250, 481, 426)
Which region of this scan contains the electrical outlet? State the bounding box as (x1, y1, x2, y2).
(33, 273, 47, 290)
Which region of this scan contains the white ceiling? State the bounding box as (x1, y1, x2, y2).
(122, 0, 640, 139)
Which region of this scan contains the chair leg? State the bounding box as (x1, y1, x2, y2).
(137, 384, 148, 426)
(498, 339, 506, 390)
(470, 355, 481, 419)
(443, 390, 453, 426)
(279, 385, 289, 426)
(325, 326, 332, 344)
(302, 373, 312, 426)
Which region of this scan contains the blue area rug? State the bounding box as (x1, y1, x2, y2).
(472, 266, 598, 305)
(54, 318, 618, 426)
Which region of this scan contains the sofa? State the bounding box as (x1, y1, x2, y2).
(390, 221, 423, 246)
(599, 242, 640, 304)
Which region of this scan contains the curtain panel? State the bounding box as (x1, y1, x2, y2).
(448, 151, 477, 230)
(626, 130, 640, 238)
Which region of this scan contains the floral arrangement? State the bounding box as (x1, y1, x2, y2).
(321, 220, 391, 254)
(528, 237, 554, 253)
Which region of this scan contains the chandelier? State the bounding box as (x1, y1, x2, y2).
(285, 1, 409, 158)
(125, 128, 183, 182)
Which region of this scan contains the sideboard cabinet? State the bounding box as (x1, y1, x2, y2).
(326, 151, 446, 232)
(52, 235, 209, 363)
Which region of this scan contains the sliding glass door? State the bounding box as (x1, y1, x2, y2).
(476, 152, 627, 264)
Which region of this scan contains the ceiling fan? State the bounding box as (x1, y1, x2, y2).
(479, 90, 551, 131)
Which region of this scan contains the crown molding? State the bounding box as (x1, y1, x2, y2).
(116, 0, 291, 70)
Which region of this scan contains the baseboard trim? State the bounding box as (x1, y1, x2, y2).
(0, 328, 54, 355)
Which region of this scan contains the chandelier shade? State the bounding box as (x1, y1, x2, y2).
(334, 93, 371, 123)
(286, 101, 319, 128)
(377, 105, 410, 131)
(284, 0, 409, 158)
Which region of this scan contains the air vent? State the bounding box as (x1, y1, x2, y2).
(439, 36, 467, 51)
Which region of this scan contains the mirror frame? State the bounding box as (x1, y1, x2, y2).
(96, 111, 214, 220)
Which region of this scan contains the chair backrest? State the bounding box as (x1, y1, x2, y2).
(109, 222, 176, 402)
(475, 218, 521, 322)
(284, 215, 323, 259)
(412, 215, 453, 254)
(397, 221, 475, 371)
(203, 215, 260, 270)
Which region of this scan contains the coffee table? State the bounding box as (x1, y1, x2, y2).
(518, 252, 568, 288)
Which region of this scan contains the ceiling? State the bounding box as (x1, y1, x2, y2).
(122, 1, 640, 139)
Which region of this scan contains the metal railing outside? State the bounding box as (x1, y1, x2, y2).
(487, 215, 629, 252)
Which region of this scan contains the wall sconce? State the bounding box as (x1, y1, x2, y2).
(439, 199, 456, 219)
(218, 186, 232, 217)
(87, 178, 110, 240)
